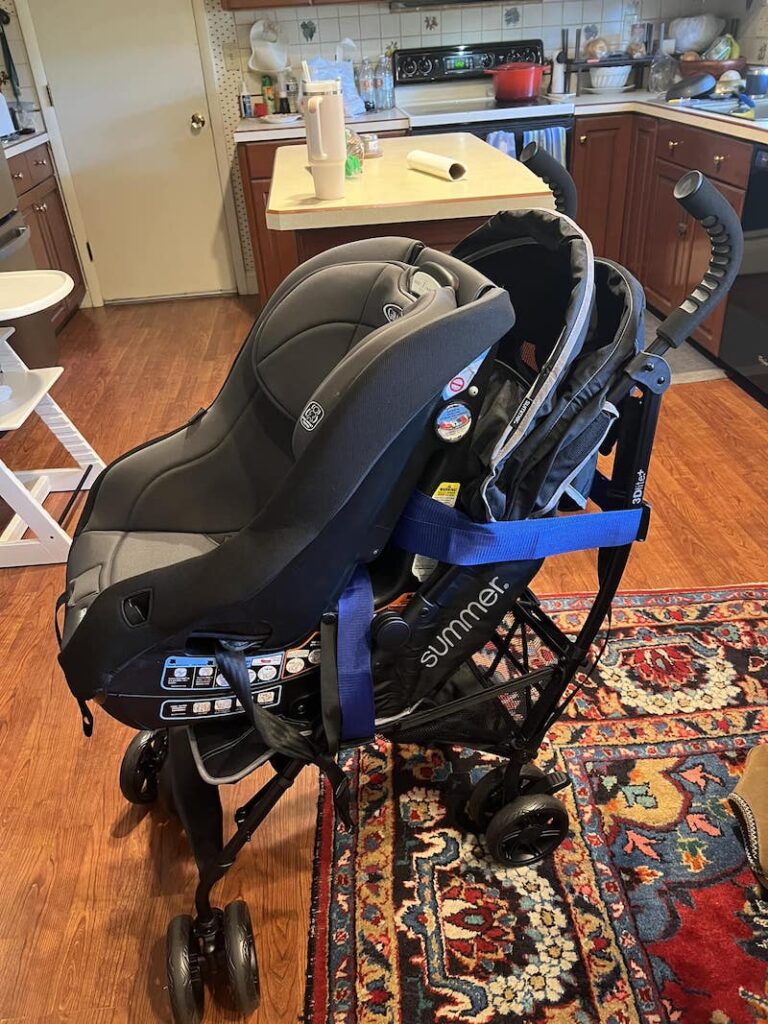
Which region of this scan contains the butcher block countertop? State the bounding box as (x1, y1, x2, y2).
(266, 132, 555, 231)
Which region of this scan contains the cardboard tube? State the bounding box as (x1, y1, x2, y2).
(406, 149, 467, 181)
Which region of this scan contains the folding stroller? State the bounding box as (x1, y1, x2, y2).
(56, 154, 742, 1024)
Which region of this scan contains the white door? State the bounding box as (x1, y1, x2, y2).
(26, 0, 235, 301)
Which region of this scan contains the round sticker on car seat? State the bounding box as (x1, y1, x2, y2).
(434, 402, 472, 443)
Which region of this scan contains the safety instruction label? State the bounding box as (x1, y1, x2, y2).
(159, 685, 282, 722)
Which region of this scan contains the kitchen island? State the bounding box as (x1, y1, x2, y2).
(263, 132, 553, 290)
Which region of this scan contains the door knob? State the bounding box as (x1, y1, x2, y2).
(677, 221, 688, 237)
(579, 134, 587, 144)
(713, 154, 725, 168)
(190, 112, 206, 130)
(668, 140, 679, 151)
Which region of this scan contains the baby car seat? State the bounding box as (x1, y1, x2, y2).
(58, 239, 513, 743)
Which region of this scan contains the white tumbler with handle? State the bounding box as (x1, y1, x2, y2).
(304, 79, 346, 200)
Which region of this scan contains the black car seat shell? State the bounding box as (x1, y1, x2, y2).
(59, 238, 515, 728)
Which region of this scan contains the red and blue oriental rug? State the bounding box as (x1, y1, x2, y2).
(304, 586, 768, 1024)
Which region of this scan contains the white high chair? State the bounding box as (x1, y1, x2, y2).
(0, 270, 104, 568)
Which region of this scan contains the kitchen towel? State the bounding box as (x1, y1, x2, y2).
(522, 126, 567, 167)
(486, 130, 517, 159)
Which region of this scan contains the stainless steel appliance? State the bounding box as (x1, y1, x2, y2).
(0, 146, 59, 366)
(394, 42, 574, 155)
(718, 144, 768, 400)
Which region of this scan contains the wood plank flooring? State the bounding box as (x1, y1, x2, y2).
(0, 297, 766, 1024)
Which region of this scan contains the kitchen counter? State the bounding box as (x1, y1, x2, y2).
(569, 90, 768, 144)
(2, 130, 49, 158)
(234, 107, 409, 144)
(236, 91, 768, 147)
(266, 132, 554, 231)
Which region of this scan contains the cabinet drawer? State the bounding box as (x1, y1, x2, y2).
(243, 140, 302, 179)
(656, 121, 751, 188)
(25, 143, 53, 187)
(7, 151, 30, 197)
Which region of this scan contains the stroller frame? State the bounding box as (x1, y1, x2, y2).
(99, 162, 743, 1023)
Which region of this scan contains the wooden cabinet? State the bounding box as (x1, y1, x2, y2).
(569, 114, 632, 261)
(575, 111, 751, 357)
(620, 115, 657, 281)
(13, 143, 85, 332)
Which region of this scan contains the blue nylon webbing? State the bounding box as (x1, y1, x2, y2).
(392, 490, 643, 566)
(336, 566, 376, 741)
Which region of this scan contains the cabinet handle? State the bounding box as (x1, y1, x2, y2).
(579, 134, 587, 144)
(713, 154, 725, 168)
(668, 140, 679, 151)
(677, 221, 688, 237)
(33, 202, 48, 213)
(11, 171, 24, 180)
(33, 158, 48, 167)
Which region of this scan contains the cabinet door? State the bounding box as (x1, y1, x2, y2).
(249, 179, 299, 298)
(19, 190, 51, 270)
(620, 115, 657, 281)
(687, 179, 745, 357)
(570, 115, 632, 261)
(642, 158, 693, 317)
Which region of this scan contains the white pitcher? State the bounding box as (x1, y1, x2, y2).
(304, 79, 346, 201)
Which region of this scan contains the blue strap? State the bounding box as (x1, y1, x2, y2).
(392, 490, 643, 566)
(336, 566, 376, 741)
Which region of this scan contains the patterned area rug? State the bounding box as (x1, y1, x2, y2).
(304, 587, 768, 1024)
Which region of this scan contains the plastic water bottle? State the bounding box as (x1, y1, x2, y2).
(359, 56, 375, 111)
(375, 54, 394, 110)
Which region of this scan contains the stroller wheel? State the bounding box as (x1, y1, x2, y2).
(166, 915, 205, 1024)
(223, 901, 260, 1016)
(119, 729, 167, 804)
(467, 764, 548, 832)
(486, 794, 568, 867)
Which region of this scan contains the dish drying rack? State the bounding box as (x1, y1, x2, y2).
(557, 26, 654, 96)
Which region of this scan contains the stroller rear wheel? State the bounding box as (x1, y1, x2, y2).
(223, 900, 260, 1016)
(166, 914, 205, 1024)
(119, 729, 167, 804)
(485, 794, 568, 867)
(467, 763, 548, 832)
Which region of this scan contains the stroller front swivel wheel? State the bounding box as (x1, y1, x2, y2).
(166, 915, 205, 1024)
(119, 729, 168, 804)
(485, 794, 568, 867)
(223, 900, 260, 1016)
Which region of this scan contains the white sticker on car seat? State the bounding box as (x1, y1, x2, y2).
(300, 401, 325, 431)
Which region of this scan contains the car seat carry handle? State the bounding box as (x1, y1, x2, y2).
(652, 171, 744, 353)
(519, 141, 577, 219)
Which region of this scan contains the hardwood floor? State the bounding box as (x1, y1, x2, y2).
(0, 297, 766, 1024)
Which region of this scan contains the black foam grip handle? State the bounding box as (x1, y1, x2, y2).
(519, 141, 578, 219)
(652, 171, 744, 352)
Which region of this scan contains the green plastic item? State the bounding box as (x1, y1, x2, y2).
(345, 154, 362, 178)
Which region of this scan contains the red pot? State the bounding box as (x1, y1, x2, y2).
(485, 61, 546, 101)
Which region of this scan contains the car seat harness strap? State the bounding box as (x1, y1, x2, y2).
(215, 644, 353, 827)
(392, 490, 645, 565)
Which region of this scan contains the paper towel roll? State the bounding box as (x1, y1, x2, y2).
(406, 149, 467, 181)
(550, 53, 565, 95)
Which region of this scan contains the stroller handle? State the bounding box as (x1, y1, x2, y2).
(519, 141, 578, 220)
(652, 171, 744, 353)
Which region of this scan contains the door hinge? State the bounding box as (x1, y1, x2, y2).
(45, 83, 54, 107)
(86, 241, 94, 261)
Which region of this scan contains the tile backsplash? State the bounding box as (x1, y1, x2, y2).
(231, 0, 663, 87)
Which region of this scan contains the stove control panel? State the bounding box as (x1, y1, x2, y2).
(394, 41, 544, 84)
